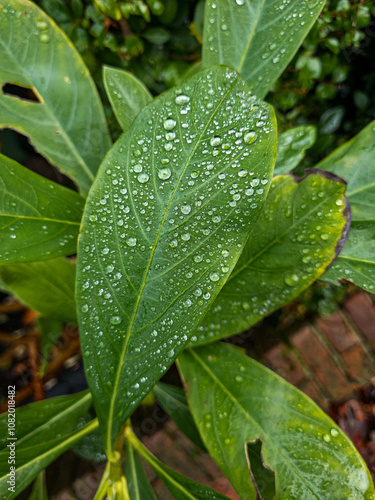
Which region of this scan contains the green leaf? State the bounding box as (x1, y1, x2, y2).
(192, 171, 349, 346)
(202, 0, 326, 99)
(178, 343, 375, 500)
(317, 121, 375, 292)
(0, 391, 96, 500)
(103, 66, 153, 133)
(0, 257, 76, 322)
(245, 440, 276, 500)
(274, 126, 316, 176)
(29, 471, 48, 500)
(37, 316, 64, 374)
(125, 439, 158, 500)
(323, 223, 375, 292)
(0, 0, 111, 196)
(77, 65, 277, 457)
(0, 154, 84, 264)
(154, 382, 205, 450)
(126, 429, 231, 500)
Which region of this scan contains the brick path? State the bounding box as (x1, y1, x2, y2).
(57, 292, 375, 499)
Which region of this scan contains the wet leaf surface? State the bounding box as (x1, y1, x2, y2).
(76, 65, 277, 456)
(179, 343, 375, 500)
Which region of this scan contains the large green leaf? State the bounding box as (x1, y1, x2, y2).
(274, 126, 316, 176)
(317, 121, 375, 292)
(0, 154, 83, 264)
(192, 171, 349, 346)
(37, 316, 64, 373)
(0, 257, 76, 322)
(0, 0, 111, 196)
(0, 391, 96, 500)
(125, 439, 158, 500)
(103, 66, 153, 132)
(76, 65, 277, 457)
(178, 343, 375, 500)
(202, 0, 326, 99)
(154, 382, 205, 450)
(125, 429, 231, 500)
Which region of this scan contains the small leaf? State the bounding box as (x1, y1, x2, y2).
(126, 430, 231, 500)
(0, 0, 111, 196)
(202, 0, 326, 99)
(103, 66, 153, 132)
(125, 439, 158, 500)
(317, 121, 375, 292)
(77, 65, 277, 457)
(192, 171, 349, 346)
(0, 257, 76, 322)
(0, 154, 84, 264)
(245, 440, 276, 500)
(154, 382, 205, 450)
(36, 316, 64, 374)
(0, 391, 96, 499)
(274, 126, 316, 176)
(178, 343, 375, 500)
(29, 471, 48, 500)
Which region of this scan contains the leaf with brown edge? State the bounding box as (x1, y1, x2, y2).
(190, 169, 350, 346)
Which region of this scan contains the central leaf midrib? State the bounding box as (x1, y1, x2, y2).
(105, 75, 239, 455)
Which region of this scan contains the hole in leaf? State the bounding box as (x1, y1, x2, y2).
(2, 83, 40, 103)
(245, 438, 276, 500)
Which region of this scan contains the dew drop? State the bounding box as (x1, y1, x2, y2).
(164, 119, 177, 131)
(181, 204, 192, 215)
(137, 173, 149, 183)
(126, 238, 137, 247)
(244, 131, 257, 144)
(209, 272, 220, 282)
(210, 136, 221, 147)
(175, 94, 190, 105)
(284, 273, 299, 287)
(158, 168, 171, 180)
(110, 316, 122, 325)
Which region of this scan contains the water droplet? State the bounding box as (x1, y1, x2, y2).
(164, 119, 177, 131)
(244, 131, 257, 144)
(158, 168, 171, 180)
(235, 375, 243, 382)
(137, 173, 149, 183)
(238, 169, 248, 178)
(323, 434, 331, 443)
(110, 316, 122, 325)
(210, 136, 221, 147)
(209, 272, 220, 282)
(181, 204, 192, 215)
(284, 273, 299, 286)
(330, 428, 339, 437)
(126, 238, 137, 247)
(175, 94, 190, 105)
(320, 234, 329, 241)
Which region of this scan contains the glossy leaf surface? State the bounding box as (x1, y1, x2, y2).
(317, 121, 375, 292)
(0, 0, 111, 196)
(0, 155, 83, 264)
(125, 440, 158, 500)
(274, 126, 316, 176)
(77, 65, 277, 456)
(154, 382, 205, 449)
(202, 0, 326, 99)
(192, 171, 349, 345)
(179, 343, 375, 500)
(0, 257, 76, 322)
(103, 66, 153, 132)
(0, 391, 96, 499)
(126, 430, 231, 500)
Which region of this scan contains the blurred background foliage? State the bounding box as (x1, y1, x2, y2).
(34, 0, 375, 159)
(6, 0, 375, 316)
